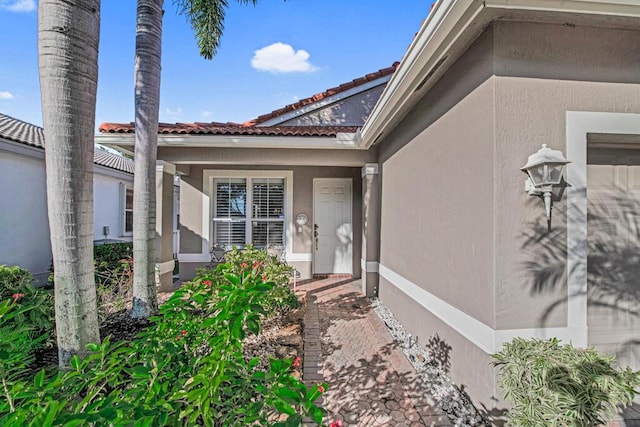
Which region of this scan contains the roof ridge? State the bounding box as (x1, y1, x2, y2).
(242, 61, 399, 127)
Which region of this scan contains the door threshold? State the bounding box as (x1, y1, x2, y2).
(312, 274, 353, 280)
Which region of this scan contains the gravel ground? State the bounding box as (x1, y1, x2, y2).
(371, 298, 492, 426)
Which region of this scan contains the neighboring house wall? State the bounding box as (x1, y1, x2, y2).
(0, 144, 52, 282)
(375, 21, 640, 405)
(93, 166, 134, 240)
(0, 138, 133, 284)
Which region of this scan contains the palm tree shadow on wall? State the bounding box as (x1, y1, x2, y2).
(520, 191, 640, 364)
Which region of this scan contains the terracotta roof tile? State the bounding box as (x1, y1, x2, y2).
(98, 122, 358, 137)
(0, 113, 134, 174)
(242, 62, 399, 126)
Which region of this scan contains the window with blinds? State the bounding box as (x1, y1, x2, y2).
(213, 178, 247, 245)
(212, 177, 285, 247)
(252, 178, 285, 245)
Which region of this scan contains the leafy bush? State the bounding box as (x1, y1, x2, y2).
(0, 266, 54, 348)
(493, 337, 640, 426)
(197, 245, 298, 314)
(94, 243, 133, 319)
(51, 243, 134, 319)
(0, 266, 326, 426)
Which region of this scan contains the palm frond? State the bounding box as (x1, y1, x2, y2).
(174, 0, 258, 60)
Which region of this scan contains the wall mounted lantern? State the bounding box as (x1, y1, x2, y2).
(521, 144, 571, 230)
(295, 213, 309, 233)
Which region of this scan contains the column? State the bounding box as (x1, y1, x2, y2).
(361, 163, 380, 297)
(155, 161, 176, 291)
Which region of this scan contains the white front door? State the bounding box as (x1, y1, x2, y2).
(313, 178, 353, 275)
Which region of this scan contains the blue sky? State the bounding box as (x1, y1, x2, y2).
(0, 0, 431, 128)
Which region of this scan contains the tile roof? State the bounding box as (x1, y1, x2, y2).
(93, 148, 134, 174)
(98, 122, 358, 137)
(0, 113, 44, 149)
(99, 63, 398, 137)
(0, 113, 134, 174)
(243, 62, 399, 126)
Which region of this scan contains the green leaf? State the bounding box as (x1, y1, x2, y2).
(224, 274, 240, 285)
(246, 318, 260, 336)
(33, 369, 46, 388)
(309, 405, 326, 425)
(284, 414, 303, 427)
(86, 342, 100, 352)
(249, 304, 267, 316)
(273, 399, 296, 416)
(275, 387, 303, 405)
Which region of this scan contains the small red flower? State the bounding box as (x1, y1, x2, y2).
(317, 384, 325, 393)
(240, 262, 249, 271)
(181, 330, 187, 336)
(11, 293, 24, 301)
(329, 420, 343, 427)
(252, 260, 262, 269)
(261, 274, 268, 282)
(202, 280, 212, 286)
(292, 357, 301, 368)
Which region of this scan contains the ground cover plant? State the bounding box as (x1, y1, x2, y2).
(0, 266, 55, 349)
(493, 337, 640, 426)
(0, 249, 326, 426)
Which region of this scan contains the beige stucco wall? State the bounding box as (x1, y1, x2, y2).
(176, 163, 362, 281)
(376, 20, 640, 408)
(492, 21, 640, 329)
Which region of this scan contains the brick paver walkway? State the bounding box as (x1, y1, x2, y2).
(298, 279, 450, 427)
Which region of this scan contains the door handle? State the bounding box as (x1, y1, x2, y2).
(314, 224, 318, 250)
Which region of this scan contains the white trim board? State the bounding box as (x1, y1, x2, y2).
(379, 264, 587, 354)
(361, 259, 380, 273)
(286, 253, 312, 262)
(155, 259, 175, 275)
(565, 111, 640, 341)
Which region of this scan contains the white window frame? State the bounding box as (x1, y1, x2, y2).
(202, 170, 294, 259)
(120, 183, 133, 237)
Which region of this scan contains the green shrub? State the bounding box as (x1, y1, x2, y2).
(94, 243, 133, 319)
(51, 243, 134, 319)
(0, 265, 326, 426)
(493, 337, 640, 426)
(0, 266, 54, 349)
(197, 245, 298, 314)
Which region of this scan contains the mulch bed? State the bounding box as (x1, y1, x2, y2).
(29, 291, 305, 376)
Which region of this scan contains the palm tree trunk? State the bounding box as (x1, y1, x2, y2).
(38, 0, 101, 367)
(131, 0, 163, 319)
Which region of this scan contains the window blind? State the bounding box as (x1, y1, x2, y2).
(213, 178, 247, 245)
(252, 178, 285, 245)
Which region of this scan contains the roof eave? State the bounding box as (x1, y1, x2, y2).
(95, 133, 364, 150)
(359, 0, 640, 149)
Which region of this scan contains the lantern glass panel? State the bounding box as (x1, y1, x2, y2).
(528, 165, 545, 187)
(548, 164, 564, 185)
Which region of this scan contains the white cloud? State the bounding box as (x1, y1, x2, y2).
(0, 91, 15, 100)
(251, 42, 318, 74)
(163, 107, 183, 118)
(1, 0, 36, 12)
(202, 111, 212, 118)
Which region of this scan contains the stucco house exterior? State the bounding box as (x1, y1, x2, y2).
(98, 0, 640, 409)
(98, 63, 398, 289)
(0, 113, 135, 284)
